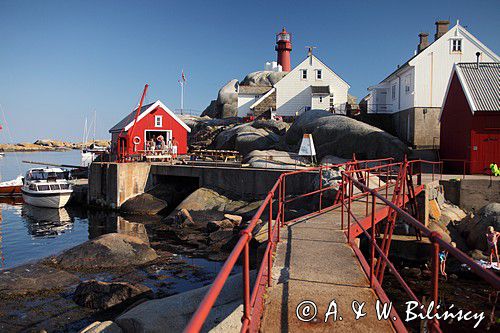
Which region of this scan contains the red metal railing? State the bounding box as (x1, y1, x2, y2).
(184, 158, 394, 332)
(184, 157, 498, 332)
(341, 160, 500, 332)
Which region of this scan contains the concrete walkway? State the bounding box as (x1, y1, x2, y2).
(260, 198, 396, 332)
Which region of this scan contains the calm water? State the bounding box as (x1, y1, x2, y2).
(0, 151, 229, 279)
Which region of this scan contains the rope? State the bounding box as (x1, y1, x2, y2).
(0, 103, 22, 176)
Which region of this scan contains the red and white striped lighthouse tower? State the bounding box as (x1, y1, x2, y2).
(275, 27, 292, 72)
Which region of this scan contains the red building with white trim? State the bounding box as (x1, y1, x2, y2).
(109, 100, 191, 158)
(440, 62, 500, 174)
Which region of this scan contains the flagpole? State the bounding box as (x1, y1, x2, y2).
(181, 81, 184, 115)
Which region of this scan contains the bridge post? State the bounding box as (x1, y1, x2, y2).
(268, 194, 273, 287)
(430, 232, 441, 332)
(347, 177, 353, 243)
(242, 241, 251, 327)
(318, 166, 323, 212)
(341, 174, 345, 230)
(370, 191, 376, 288)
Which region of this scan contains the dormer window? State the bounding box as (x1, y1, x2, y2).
(155, 115, 163, 127)
(451, 39, 462, 53)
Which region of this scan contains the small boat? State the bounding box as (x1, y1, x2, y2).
(0, 175, 23, 197)
(21, 168, 73, 208)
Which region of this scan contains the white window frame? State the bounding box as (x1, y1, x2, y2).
(316, 69, 322, 80)
(450, 38, 462, 53)
(404, 75, 412, 94)
(301, 69, 307, 80)
(155, 115, 163, 127)
(391, 84, 396, 100)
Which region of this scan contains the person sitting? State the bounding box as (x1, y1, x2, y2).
(486, 226, 500, 268)
(149, 137, 156, 154)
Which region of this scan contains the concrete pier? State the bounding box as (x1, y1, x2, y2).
(88, 162, 318, 209)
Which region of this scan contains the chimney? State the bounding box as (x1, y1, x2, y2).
(418, 32, 429, 53)
(434, 20, 450, 40)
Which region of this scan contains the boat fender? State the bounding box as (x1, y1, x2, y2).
(133, 136, 141, 145)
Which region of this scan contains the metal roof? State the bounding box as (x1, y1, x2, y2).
(311, 85, 330, 95)
(456, 63, 500, 112)
(109, 102, 155, 132)
(238, 85, 272, 95)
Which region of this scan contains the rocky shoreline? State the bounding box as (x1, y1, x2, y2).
(0, 139, 110, 152)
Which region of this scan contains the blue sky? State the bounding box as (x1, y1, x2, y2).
(0, 0, 498, 142)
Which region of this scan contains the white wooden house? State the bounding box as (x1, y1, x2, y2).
(365, 20, 499, 148)
(237, 54, 350, 118)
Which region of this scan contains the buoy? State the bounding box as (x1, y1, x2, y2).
(133, 136, 141, 145)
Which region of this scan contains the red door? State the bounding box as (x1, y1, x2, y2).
(470, 130, 500, 174)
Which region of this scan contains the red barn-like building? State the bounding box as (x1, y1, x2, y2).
(109, 100, 191, 158)
(440, 63, 500, 174)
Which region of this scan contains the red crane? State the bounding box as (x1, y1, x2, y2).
(116, 84, 149, 162)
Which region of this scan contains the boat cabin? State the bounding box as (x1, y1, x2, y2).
(109, 100, 191, 160)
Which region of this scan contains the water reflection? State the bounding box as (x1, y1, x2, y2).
(21, 205, 74, 237)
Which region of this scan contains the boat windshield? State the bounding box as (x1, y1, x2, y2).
(29, 171, 66, 181)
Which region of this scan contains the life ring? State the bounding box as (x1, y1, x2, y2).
(133, 136, 141, 145)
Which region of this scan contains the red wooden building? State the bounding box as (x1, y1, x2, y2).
(440, 62, 500, 174)
(109, 100, 191, 158)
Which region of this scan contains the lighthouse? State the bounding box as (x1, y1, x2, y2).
(275, 27, 292, 72)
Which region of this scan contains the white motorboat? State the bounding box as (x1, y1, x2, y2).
(21, 168, 73, 208)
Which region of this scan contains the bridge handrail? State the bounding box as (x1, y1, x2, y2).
(342, 161, 499, 332)
(184, 157, 395, 332)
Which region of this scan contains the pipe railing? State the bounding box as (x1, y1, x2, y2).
(341, 161, 500, 332)
(184, 157, 397, 332)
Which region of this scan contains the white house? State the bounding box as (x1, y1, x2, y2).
(237, 53, 350, 118)
(365, 20, 499, 148)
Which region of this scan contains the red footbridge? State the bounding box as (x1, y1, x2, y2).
(185, 158, 500, 332)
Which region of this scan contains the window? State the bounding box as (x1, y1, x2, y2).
(50, 184, 60, 190)
(316, 69, 322, 80)
(37, 185, 50, 191)
(60, 184, 70, 190)
(391, 84, 396, 100)
(404, 75, 412, 94)
(319, 96, 323, 103)
(451, 39, 462, 53)
(301, 69, 307, 79)
(155, 115, 162, 127)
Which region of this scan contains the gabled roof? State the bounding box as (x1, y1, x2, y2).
(451, 63, 500, 112)
(238, 85, 272, 95)
(250, 87, 276, 109)
(109, 100, 191, 133)
(275, 54, 350, 89)
(376, 23, 500, 85)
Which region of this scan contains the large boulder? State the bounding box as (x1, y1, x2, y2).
(215, 122, 281, 155)
(285, 111, 408, 160)
(116, 272, 256, 333)
(240, 71, 287, 86)
(243, 149, 308, 169)
(73, 280, 152, 310)
(457, 203, 500, 251)
(52, 233, 158, 269)
(120, 193, 168, 215)
(201, 80, 238, 119)
(0, 263, 79, 297)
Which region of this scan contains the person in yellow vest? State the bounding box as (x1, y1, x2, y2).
(490, 163, 500, 176)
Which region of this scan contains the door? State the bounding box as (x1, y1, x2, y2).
(470, 130, 500, 174)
